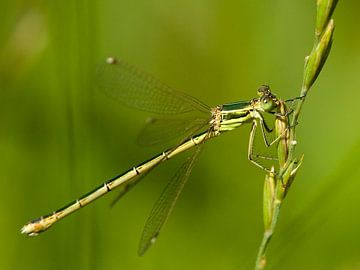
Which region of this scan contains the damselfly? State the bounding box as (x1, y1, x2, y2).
(21, 57, 293, 255)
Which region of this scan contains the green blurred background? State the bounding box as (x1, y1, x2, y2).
(2, 1, 360, 269)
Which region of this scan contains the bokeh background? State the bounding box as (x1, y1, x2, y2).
(1, 1, 360, 269)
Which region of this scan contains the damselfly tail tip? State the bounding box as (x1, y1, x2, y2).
(20, 216, 55, 236)
(20, 222, 40, 236)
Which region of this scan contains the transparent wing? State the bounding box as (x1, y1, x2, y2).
(96, 58, 210, 114)
(137, 116, 209, 146)
(138, 144, 203, 256)
(110, 122, 209, 208)
(110, 175, 145, 208)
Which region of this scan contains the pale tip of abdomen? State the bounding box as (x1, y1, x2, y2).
(20, 215, 55, 236)
(21, 222, 41, 236)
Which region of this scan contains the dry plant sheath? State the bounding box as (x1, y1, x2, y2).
(255, 1, 338, 269)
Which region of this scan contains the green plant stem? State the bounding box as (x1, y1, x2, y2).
(255, 200, 281, 270)
(254, 1, 337, 268)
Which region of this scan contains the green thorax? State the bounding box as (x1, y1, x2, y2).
(219, 85, 282, 132)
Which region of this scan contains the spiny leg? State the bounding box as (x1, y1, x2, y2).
(248, 120, 273, 172)
(258, 115, 286, 148)
(285, 95, 306, 103)
(255, 154, 278, 161)
(248, 116, 291, 171)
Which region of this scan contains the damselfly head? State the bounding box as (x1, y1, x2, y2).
(255, 85, 279, 112)
(257, 85, 271, 96)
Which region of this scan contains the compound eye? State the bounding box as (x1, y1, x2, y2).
(261, 97, 277, 112)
